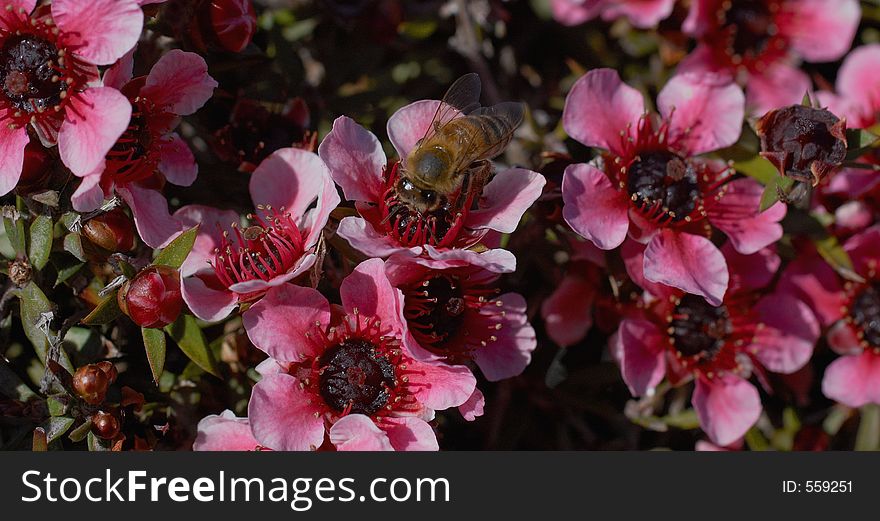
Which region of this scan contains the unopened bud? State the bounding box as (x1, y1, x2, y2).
(82, 208, 136, 253)
(118, 266, 184, 328)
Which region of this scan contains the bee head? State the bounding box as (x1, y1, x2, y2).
(396, 176, 442, 213)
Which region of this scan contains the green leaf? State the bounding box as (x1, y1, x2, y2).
(815, 235, 861, 282)
(3, 211, 26, 256)
(52, 255, 84, 287)
(0, 358, 35, 401)
(47, 395, 68, 416)
(165, 314, 220, 377)
(81, 292, 122, 326)
(17, 282, 54, 363)
(734, 155, 778, 185)
(660, 409, 700, 430)
(142, 327, 167, 384)
(118, 259, 137, 279)
(759, 176, 795, 212)
(856, 404, 880, 451)
(87, 431, 113, 451)
(152, 225, 199, 269)
(68, 420, 92, 442)
(845, 128, 880, 160)
(63, 233, 86, 262)
(28, 215, 53, 270)
(44, 416, 74, 443)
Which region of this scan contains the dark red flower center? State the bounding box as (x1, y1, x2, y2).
(318, 338, 396, 415)
(626, 151, 700, 223)
(106, 97, 160, 184)
(670, 295, 731, 360)
(719, 0, 777, 62)
(0, 34, 67, 114)
(212, 205, 305, 295)
(851, 284, 880, 347)
(406, 275, 466, 343)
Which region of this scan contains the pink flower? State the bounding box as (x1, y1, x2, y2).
(317, 100, 545, 261)
(175, 147, 339, 322)
(242, 258, 476, 451)
(550, 0, 675, 28)
(540, 239, 605, 347)
(680, 0, 860, 113)
(561, 69, 784, 305)
(615, 244, 819, 446)
(71, 49, 218, 248)
(818, 45, 880, 199)
(0, 0, 144, 197)
(778, 227, 880, 407)
(193, 410, 265, 451)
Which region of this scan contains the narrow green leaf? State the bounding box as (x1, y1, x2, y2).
(734, 155, 778, 185)
(165, 314, 220, 377)
(815, 235, 861, 282)
(63, 233, 86, 262)
(52, 255, 84, 287)
(18, 282, 54, 363)
(152, 225, 199, 269)
(44, 416, 74, 443)
(142, 327, 167, 384)
(87, 431, 113, 451)
(759, 176, 795, 212)
(118, 259, 137, 279)
(661, 409, 700, 430)
(3, 213, 26, 256)
(845, 128, 880, 160)
(0, 358, 35, 401)
(856, 404, 880, 451)
(68, 420, 92, 442)
(81, 291, 122, 326)
(28, 215, 53, 270)
(47, 395, 67, 416)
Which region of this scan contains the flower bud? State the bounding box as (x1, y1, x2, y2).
(72, 365, 110, 405)
(15, 142, 55, 195)
(8, 259, 32, 287)
(91, 410, 121, 440)
(96, 361, 118, 384)
(118, 266, 184, 328)
(82, 209, 136, 253)
(187, 0, 257, 53)
(757, 104, 847, 186)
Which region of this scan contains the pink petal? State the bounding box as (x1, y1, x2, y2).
(746, 63, 811, 115)
(102, 47, 135, 91)
(540, 272, 596, 347)
(248, 374, 325, 451)
(70, 171, 106, 212)
(242, 284, 331, 361)
(182, 276, 238, 323)
(752, 294, 818, 374)
(621, 239, 676, 299)
(777, 253, 845, 327)
(117, 184, 183, 249)
(141, 50, 218, 115)
(827, 169, 880, 201)
(249, 147, 336, 241)
(562, 163, 630, 250)
(835, 44, 880, 121)
(472, 293, 536, 381)
(318, 116, 386, 202)
(708, 178, 786, 255)
(658, 73, 745, 155)
(173, 205, 241, 277)
(0, 124, 29, 196)
(158, 133, 197, 186)
(782, 0, 860, 63)
(467, 168, 546, 233)
(693, 375, 762, 447)
(601, 0, 675, 29)
(58, 87, 132, 176)
(822, 352, 880, 408)
(681, 0, 712, 36)
(827, 321, 863, 356)
(407, 360, 477, 411)
(420, 246, 517, 274)
(382, 417, 439, 451)
(844, 226, 880, 275)
(1, 1, 36, 26)
(616, 318, 667, 396)
(550, 0, 601, 26)
(337, 216, 417, 258)
(643, 230, 729, 306)
(562, 68, 645, 154)
(340, 258, 404, 331)
(459, 388, 485, 422)
(52, 0, 143, 66)
(387, 99, 460, 159)
(193, 411, 260, 451)
(723, 243, 780, 295)
(677, 44, 729, 75)
(329, 415, 394, 451)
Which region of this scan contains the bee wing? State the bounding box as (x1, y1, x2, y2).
(418, 73, 483, 145)
(451, 101, 525, 168)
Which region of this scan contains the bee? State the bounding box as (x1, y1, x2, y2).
(395, 73, 525, 215)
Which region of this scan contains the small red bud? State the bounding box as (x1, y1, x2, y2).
(82, 208, 136, 253)
(73, 365, 110, 405)
(91, 410, 121, 440)
(96, 361, 118, 384)
(118, 266, 184, 329)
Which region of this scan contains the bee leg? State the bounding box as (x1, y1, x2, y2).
(453, 161, 491, 214)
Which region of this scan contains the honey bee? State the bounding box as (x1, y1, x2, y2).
(395, 73, 524, 214)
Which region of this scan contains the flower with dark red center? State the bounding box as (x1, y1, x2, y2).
(778, 226, 880, 407)
(680, 0, 860, 113)
(550, 0, 675, 28)
(562, 69, 785, 305)
(615, 244, 819, 445)
(175, 147, 340, 323)
(71, 49, 217, 248)
(0, 0, 144, 197)
(117, 265, 184, 328)
(318, 96, 545, 261)
(241, 259, 476, 451)
(757, 104, 847, 189)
